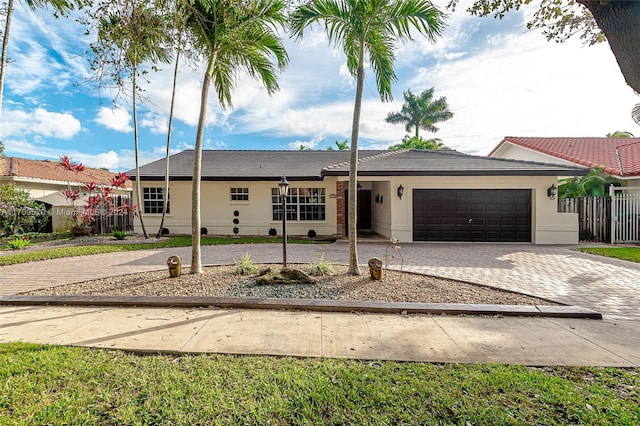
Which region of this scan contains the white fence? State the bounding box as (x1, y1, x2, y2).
(610, 187, 640, 244)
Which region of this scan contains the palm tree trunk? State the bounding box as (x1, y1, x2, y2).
(0, 0, 13, 133)
(157, 49, 180, 238)
(191, 54, 216, 275)
(132, 66, 148, 238)
(347, 43, 365, 276)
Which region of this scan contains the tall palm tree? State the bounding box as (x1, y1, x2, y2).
(385, 87, 453, 139)
(1, 0, 74, 133)
(186, 0, 288, 274)
(93, 0, 170, 239)
(291, 0, 445, 275)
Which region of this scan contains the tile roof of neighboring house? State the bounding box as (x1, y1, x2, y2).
(132, 149, 588, 180)
(489, 136, 640, 177)
(0, 157, 132, 188)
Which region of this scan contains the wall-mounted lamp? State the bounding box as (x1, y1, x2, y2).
(375, 194, 380, 203)
(397, 184, 404, 199)
(547, 184, 557, 200)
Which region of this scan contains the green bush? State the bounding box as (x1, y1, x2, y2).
(234, 252, 259, 275)
(112, 230, 127, 240)
(0, 185, 49, 236)
(308, 252, 334, 276)
(6, 236, 32, 250)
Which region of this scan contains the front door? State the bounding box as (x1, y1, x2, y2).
(344, 189, 372, 233)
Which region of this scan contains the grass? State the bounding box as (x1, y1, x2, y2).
(0, 235, 327, 267)
(1, 343, 638, 425)
(578, 247, 640, 263)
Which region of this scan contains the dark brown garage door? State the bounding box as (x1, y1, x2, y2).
(413, 189, 531, 242)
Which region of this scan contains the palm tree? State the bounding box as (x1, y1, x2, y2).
(93, 0, 170, 239)
(606, 131, 634, 137)
(291, 0, 445, 275)
(1, 0, 74, 133)
(385, 87, 453, 139)
(186, 0, 288, 274)
(389, 134, 447, 150)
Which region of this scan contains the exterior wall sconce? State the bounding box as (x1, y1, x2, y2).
(397, 184, 404, 199)
(547, 184, 557, 200)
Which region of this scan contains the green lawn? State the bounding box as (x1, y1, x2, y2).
(0, 236, 327, 267)
(1, 343, 638, 425)
(578, 247, 640, 263)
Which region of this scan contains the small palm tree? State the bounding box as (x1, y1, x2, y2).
(385, 87, 453, 139)
(186, 0, 288, 274)
(291, 0, 445, 275)
(389, 135, 447, 150)
(606, 131, 634, 137)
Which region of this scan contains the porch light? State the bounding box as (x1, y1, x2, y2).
(278, 176, 290, 268)
(547, 184, 557, 200)
(278, 176, 290, 197)
(397, 184, 404, 199)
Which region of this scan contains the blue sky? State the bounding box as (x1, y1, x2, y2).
(1, 1, 638, 172)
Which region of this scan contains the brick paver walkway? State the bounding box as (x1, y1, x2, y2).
(1, 242, 639, 320)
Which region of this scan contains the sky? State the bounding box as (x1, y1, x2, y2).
(1, 1, 639, 172)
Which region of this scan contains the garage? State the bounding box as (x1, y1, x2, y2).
(413, 189, 532, 242)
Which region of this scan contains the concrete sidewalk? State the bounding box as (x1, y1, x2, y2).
(1, 304, 638, 367)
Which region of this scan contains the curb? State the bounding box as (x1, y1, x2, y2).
(0, 295, 603, 319)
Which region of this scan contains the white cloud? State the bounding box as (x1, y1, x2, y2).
(406, 29, 640, 155)
(95, 107, 133, 133)
(288, 136, 324, 150)
(3, 107, 82, 139)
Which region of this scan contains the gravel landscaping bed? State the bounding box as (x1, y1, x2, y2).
(27, 264, 558, 305)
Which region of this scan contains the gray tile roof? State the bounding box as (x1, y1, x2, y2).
(323, 149, 590, 176)
(132, 149, 588, 181)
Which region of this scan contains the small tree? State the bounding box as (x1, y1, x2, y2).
(389, 135, 447, 150)
(558, 167, 622, 198)
(0, 185, 49, 236)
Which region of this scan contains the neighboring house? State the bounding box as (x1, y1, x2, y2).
(132, 149, 587, 244)
(488, 137, 640, 187)
(0, 156, 132, 231)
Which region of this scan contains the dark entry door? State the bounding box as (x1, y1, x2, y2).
(413, 189, 531, 242)
(344, 189, 372, 233)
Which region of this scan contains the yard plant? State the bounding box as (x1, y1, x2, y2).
(578, 247, 640, 264)
(1, 343, 638, 424)
(0, 235, 327, 267)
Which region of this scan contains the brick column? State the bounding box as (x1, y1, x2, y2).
(336, 181, 346, 237)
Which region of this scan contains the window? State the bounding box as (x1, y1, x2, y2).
(272, 187, 325, 221)
(230, 187, 249, 201)
(143, 187, 169, 214)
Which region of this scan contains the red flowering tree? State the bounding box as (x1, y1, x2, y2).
(59, 156, 135, 234)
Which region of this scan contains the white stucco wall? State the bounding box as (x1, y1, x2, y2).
(386, 175, 579, 244)
(135, 179, 339, 237)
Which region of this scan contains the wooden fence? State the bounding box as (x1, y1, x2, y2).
(90, 194, 134, 235)
(558, 197, 610, 243)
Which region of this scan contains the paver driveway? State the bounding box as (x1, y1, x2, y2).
(1, 242, 639, 320)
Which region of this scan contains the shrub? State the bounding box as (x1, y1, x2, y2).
(308, 252, 334, 276)
(200, 227, 208, 235)
(0, 185, 49, 236)
(233, 227, 239, 234)
(233, 218, 239, 225)
(161, 228, 170, 236)
(6, 235, 32, 250)
(234, 253, 259, 275)
(307, 229, 317, 239)
(112, 230, 127, 240)
(268, 228, 277, 236)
